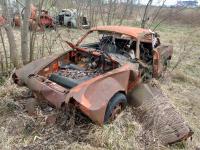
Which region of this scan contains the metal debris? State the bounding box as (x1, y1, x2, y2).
(58, 68, 100, 80)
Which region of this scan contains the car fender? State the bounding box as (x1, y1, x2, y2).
(66, 69, 131, 124)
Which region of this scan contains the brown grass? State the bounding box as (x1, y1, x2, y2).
(0, 24, 200, 149)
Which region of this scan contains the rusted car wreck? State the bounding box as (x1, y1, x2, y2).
(13, 26, 193, 144)
(13, 4, 55, 30)
(13, 26, 173, 124)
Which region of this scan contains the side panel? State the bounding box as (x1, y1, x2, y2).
(81, 76, 128, 125)
(153, 49, 162, 78)
(153, 45, 173, 78)
(26, 77, 67, 108)
(14, 52, 70, 85)
(64, 16, 70, 25)
(66, 65, 138, 125)
(157, 45, 173, 60)
(14, 53, 65, 84)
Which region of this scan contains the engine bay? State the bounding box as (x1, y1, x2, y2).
(38, 34, 155, 89)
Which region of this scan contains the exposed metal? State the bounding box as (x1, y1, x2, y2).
(13, 4, 55, 30)
(13, 25, 193, 144)
(13, 25, 173, 126)
(0, 16, 6, 26)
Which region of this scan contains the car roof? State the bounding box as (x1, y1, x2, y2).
(91, 26, 153, 40)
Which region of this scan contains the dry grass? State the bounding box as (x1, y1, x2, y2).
(0, 24, 200, 150)
(158, 25, 200, 150)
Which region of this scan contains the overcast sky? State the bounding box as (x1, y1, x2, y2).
(140, 0, 199, 6)
(9, 0, 199, 6)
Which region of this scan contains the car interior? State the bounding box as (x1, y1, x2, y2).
(37, 32, 155, 89)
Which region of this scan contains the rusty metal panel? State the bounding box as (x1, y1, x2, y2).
(0, 16, 6, 26)
(91, 26, 152, 40)
(14, 52, 66, 84)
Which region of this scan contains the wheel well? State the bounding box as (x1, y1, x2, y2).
(102, 91, 126, 112)
(114, 91, 126, 97)
(104, 91, 127, 123)
(60, 97, 77, 109)
(107, 91, 127, 108)
(68, 97, 77, 105)
(60, 102, 65, 109)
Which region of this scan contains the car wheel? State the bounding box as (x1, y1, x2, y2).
(104, 93, 127, 123)
(67, 22, 73, 28)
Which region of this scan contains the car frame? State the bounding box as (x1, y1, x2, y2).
(12, 26, 173, 125)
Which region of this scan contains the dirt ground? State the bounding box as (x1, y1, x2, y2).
(0, 24, 200, 150)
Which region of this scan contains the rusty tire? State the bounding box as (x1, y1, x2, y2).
(104, 93, 127, 124)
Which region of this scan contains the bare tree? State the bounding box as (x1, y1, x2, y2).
(21, 0, 31, 65)
(99, 0, 106, 25)
(128, 0, 135, 17)
(170, 29, 198, 72)
(0, 52, 4, 73)
(1, 0, 20, 68)
(0, 29, 8, 70)
(86, 0, 100, 27)
(107, 0, 117, 25)
(119, 0, 130, 25)
(141, 0, 153, 28)
(110, 0, 118, 24)
(15, 0, 23, 27)
(30, 0, 44, 62)
(148, 0, 167, 28)
(152, 7, 186, 31)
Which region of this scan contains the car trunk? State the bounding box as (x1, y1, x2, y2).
(37, 50, 118, 90)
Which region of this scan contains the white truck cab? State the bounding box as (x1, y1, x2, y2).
(57, 9, 90, 29)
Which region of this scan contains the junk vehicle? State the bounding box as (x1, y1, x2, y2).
(0, 16, 6, 26)
(56, 9, 90, 29)
(13, 4, 55, 30)
(13, 26, 173, 124)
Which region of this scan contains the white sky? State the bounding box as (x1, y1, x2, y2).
(10, 0, 199, 6)
(140, 0, 199, 6)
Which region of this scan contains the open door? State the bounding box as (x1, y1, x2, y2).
(153, 49, 163, 78)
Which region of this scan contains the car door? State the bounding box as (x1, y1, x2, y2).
(153, 45, 173, 78)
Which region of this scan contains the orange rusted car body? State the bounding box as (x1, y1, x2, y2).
(0, 16, 6, 26)
(13, 26, 173, 125)
(13, 4, 55, 30)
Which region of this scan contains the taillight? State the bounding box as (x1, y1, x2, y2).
(52, 63, 59, 72)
